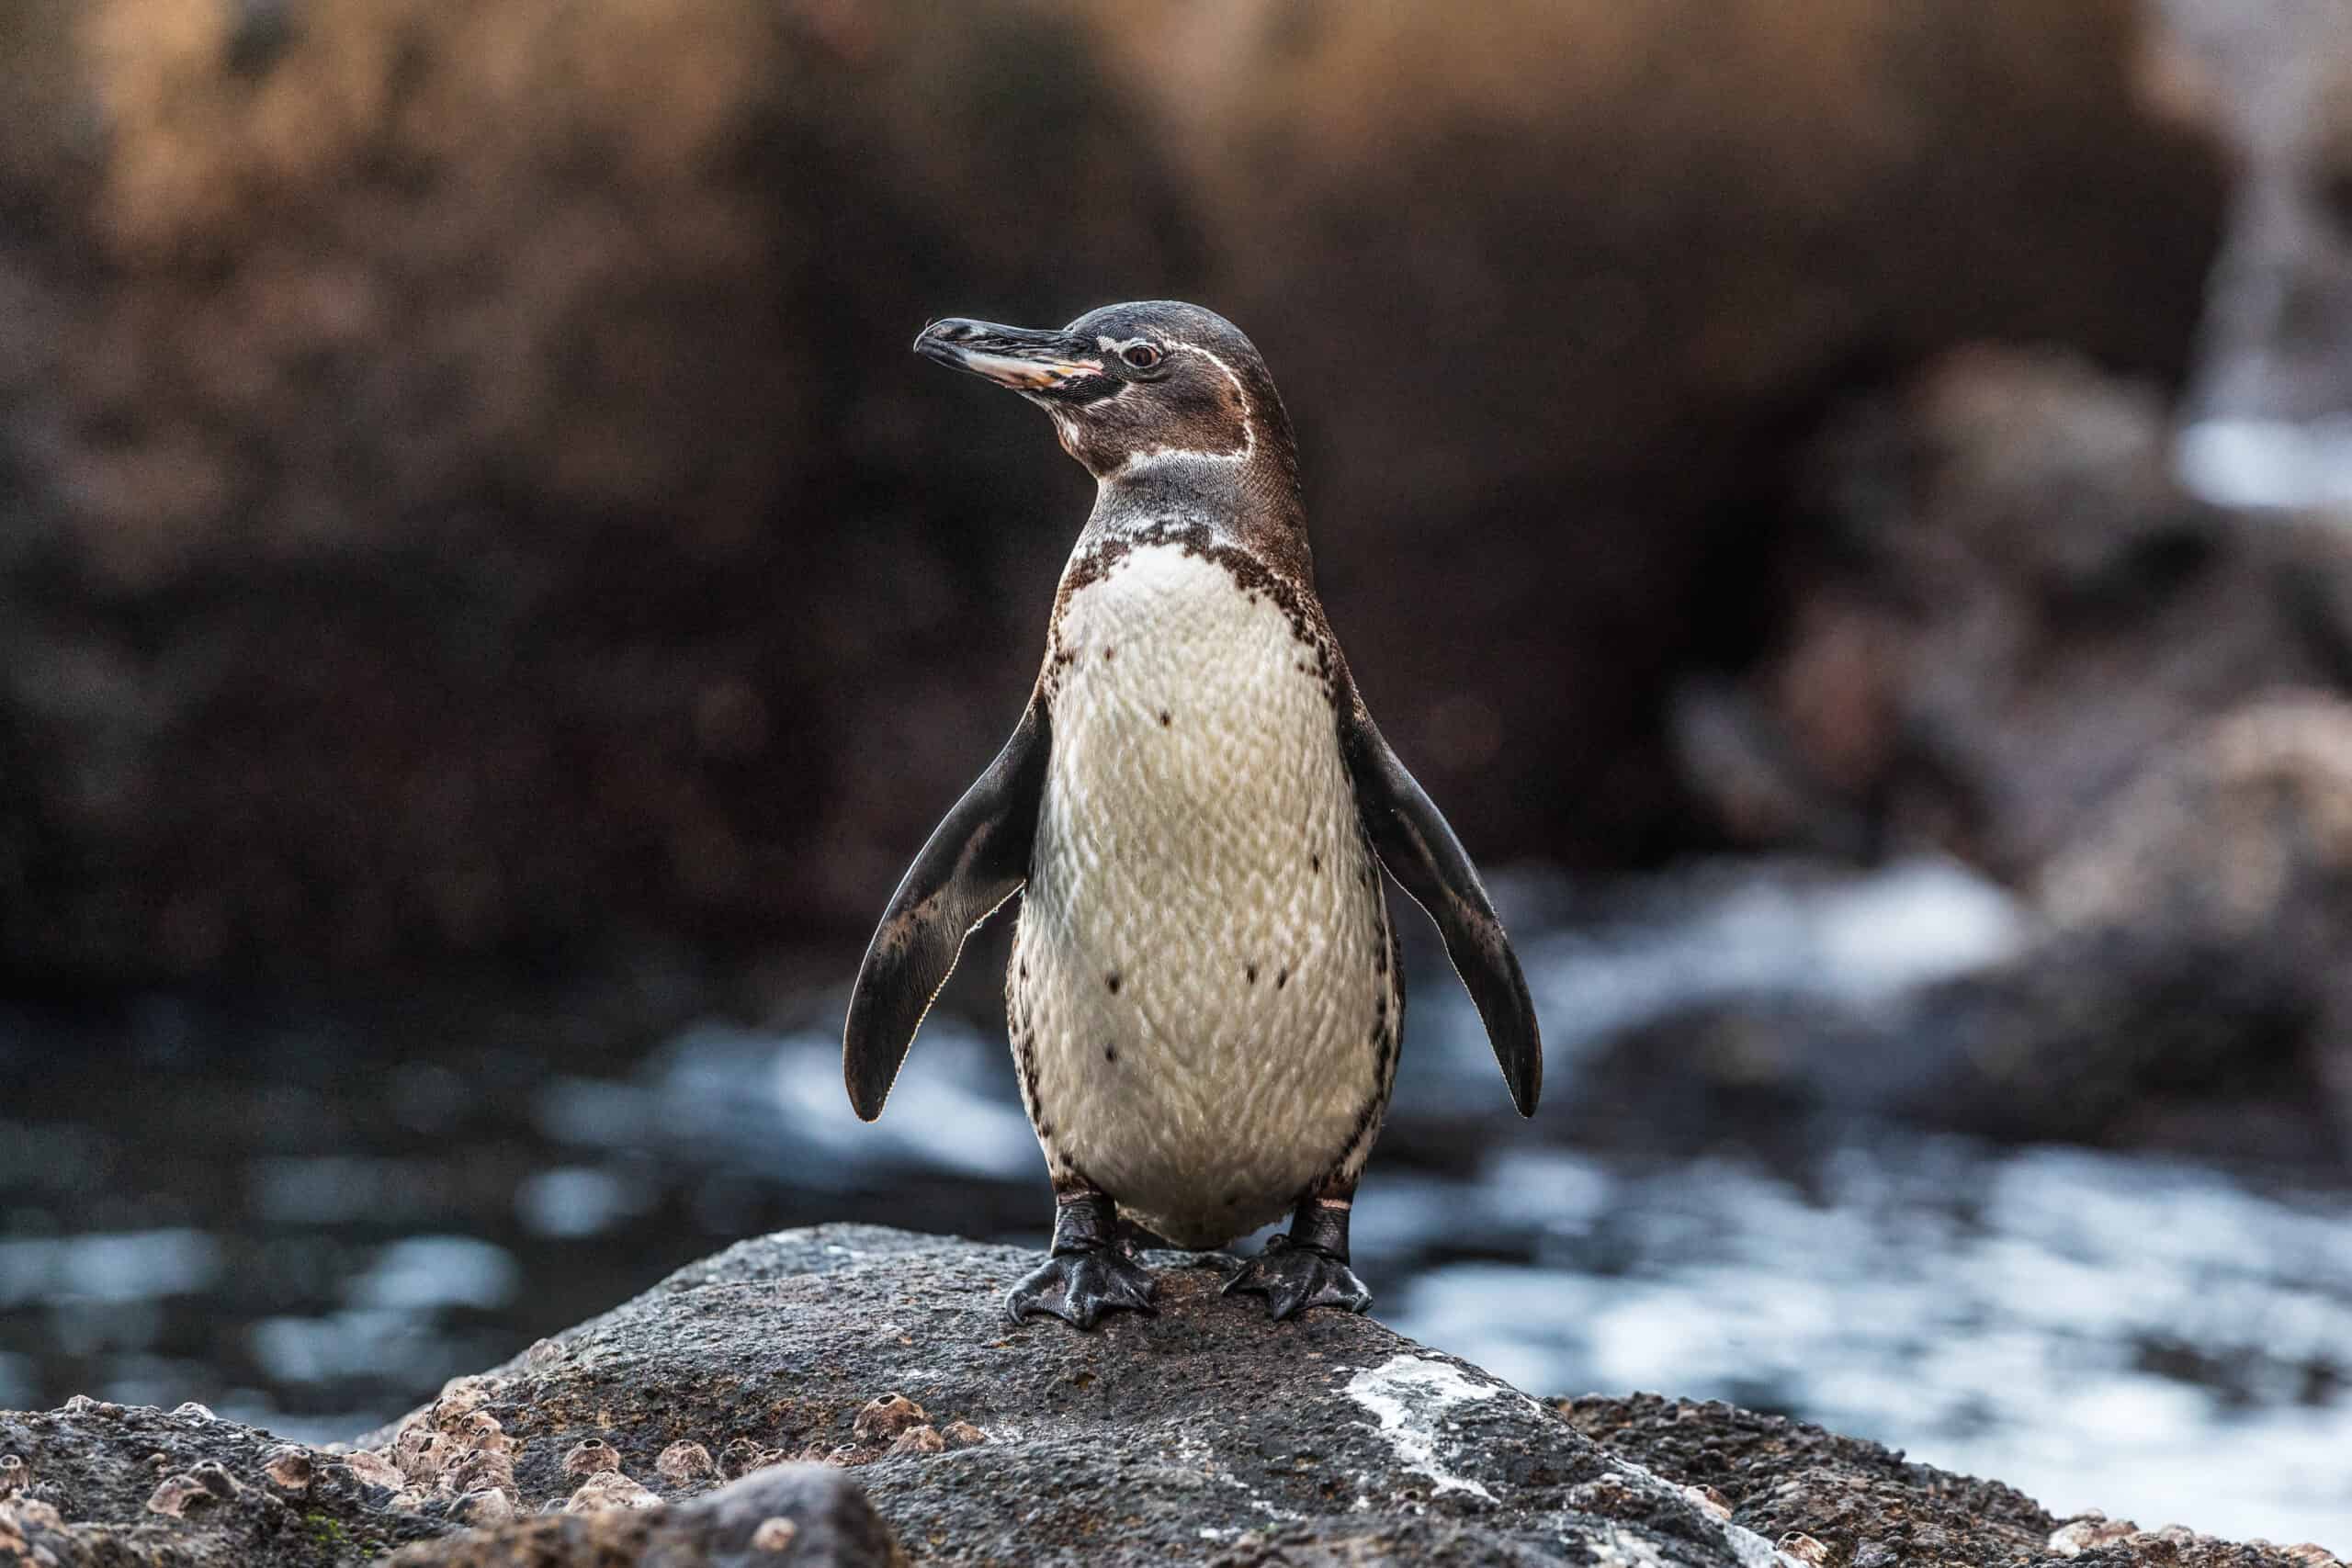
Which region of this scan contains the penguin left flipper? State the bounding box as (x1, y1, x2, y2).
(843, 694, 1051, 1122)
(1340, 705, 1544, 1117)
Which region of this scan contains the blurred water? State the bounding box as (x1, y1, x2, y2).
(2178, 416, 2352, 512)
(2, 858, 2348, 1548)
(1381, 1145, 2352, 1547)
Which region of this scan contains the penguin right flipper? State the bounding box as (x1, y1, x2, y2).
(1340, 706, 1544, 1117)
(843, 695, 1051, 1121)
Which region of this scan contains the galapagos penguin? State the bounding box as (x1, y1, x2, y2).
(844, 301, 1542, 1326)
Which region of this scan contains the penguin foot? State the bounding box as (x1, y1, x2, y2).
(1005, 1247, 1158, 1329)
(1221, 1235, 1372, 1320)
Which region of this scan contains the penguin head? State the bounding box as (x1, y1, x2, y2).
(915, 300, 1295, 482)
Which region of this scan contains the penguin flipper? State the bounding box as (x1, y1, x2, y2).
(1341, 707, 1543, 1116)
(843, 695, 1051, 1121)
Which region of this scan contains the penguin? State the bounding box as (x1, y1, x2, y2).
(844, 301, 1541, 1327)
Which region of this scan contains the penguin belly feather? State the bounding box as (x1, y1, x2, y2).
(1010, 541, 1396, 1249)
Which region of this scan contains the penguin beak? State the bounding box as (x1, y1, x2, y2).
(915, 318, 1109, 398)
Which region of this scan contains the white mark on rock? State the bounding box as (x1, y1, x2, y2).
(1169, 1429, 1304, 1525)
(1342, 1355, 1503, 1503)
(1585, 1528, 1673, 1567)
(1606, 1450, 1805, 1568)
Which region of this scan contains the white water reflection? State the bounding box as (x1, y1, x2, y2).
(2178, 417, 2352, 513)
(1383, 1142, 2352, 1550)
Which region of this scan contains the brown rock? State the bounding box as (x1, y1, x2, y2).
(0, 0, 2229, 985)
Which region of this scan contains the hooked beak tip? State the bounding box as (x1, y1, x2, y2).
(914, 316, 1105, 391)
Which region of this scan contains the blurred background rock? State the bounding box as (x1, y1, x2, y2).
(0, 0, 2233, 978)
(6, 0, 2352, 1547)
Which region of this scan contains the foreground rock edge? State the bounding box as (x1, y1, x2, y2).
(0, 1224, 2335, 1567)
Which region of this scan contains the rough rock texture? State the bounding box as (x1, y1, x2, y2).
(0, 1396, 455, 1564)
(6, 1227, 2341, 1566)
(0, 0, 2227, 983)
(379, 1463, 901, 1568)
(353, 1226, 1790, 1567)
(1562, 1394, 2344, 1568)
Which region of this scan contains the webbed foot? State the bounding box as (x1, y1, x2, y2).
(1006, 1189, 1158, 1329)
(1005, 1247, 1158, 1328)
(1222, 1233, 1372, 1320)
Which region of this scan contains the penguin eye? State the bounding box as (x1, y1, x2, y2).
(1120, 343, 1162, 371)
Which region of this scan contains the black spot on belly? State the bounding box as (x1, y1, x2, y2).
(1276, 966, 1289, 988)
(1102, 646, 1116, 662)
(1159, 709, 1170, 727)
(1245, 964, 1258, 985)
(1103, 1043, 1118, 1063)
(1310, 852, 1321, 874)
(1105, 971, 1122, 994)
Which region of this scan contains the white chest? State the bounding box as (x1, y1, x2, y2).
(1008, 542, 1396, 1247)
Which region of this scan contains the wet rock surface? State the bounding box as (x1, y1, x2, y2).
(5, 1225, 2343, 1565)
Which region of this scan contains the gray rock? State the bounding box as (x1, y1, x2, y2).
(357, 1225, 1784, 1567)
(5, 1226, 2340, 1565)
(379, 1462, 898, 1568)
(0, 1396, 456, 1564)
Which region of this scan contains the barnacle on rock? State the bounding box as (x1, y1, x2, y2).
(852, 1393, 926, 1441)
(259, 1446, 314, 1493)
(888, 1425, 944, 1457)
(560, 1438, 623, 1479)
(657, 1441, 716, 1483)
(565, 1471, 662, 1513)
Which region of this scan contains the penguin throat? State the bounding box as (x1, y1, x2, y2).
(1085, 462, 1315, 588)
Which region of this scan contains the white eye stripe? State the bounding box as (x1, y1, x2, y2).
(1107, 339, 1258, 477)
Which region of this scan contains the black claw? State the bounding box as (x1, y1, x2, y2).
(1005, 1247, 1159, 1329)
(1222, 1235, 1373, 1321)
